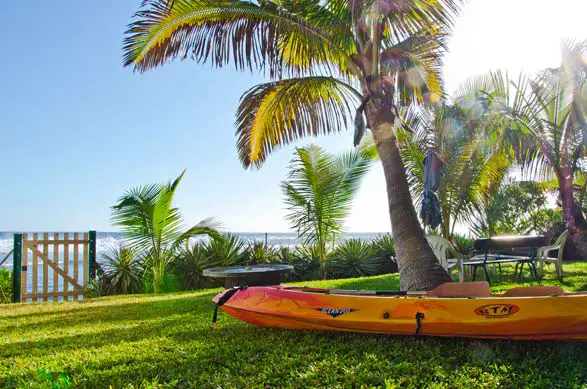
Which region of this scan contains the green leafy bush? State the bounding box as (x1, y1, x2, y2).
(276, 246, 296, 263)
(529, 208, 565, 242)
(328, 239, 384, 278)
(369, 234, 398, 274)
(0, 268, 12, 303)
(477, 181, 550, 236)
(287, 245, 323, 281)
(173, 244, 222, 290)
(242, 242, 278, 264)
(101, 245, 144, 295)
(84, 276, 110, 298)
(141, 272, 181, 294)
(452, 234, 475, 256)
(204, 233, 247, 266)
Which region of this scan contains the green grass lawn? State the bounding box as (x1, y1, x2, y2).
(1, 263, 586, 388)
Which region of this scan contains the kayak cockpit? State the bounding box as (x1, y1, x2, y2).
(281, 282, 577, 298)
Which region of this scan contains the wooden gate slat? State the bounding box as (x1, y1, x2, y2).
(42, 233, 48, 301)
(53, 233, 59, 301)
(63, 232, 69, 298)
(32, 233, 38, 302)
(74, 232, 80, 300)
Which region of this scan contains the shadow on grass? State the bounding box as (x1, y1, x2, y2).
(0, 290, 220, 321)
(0, 291, 220, 339)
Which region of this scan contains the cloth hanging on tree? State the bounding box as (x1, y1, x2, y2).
(420, 151, 443, 229)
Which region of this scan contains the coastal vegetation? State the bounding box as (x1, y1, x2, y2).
(122, 0, 461, 290)
(0, 269, 11, 303)
(111, 170, 220, 293)
(121, 0, 587, 291)
(2, 263, 587, 388)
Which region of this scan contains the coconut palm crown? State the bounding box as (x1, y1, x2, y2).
(505, 41, 587, 256)
(123, 0, 461, 290)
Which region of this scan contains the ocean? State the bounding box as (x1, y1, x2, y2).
(0, 231, 389, 270)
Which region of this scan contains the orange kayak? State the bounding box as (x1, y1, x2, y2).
(212, 282, 587, 340)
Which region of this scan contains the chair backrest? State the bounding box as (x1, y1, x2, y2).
(554, 230, 569, 261)
(425, 235, 459, 269)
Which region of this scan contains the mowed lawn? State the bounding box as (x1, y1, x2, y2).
(1, 263, 587, 388)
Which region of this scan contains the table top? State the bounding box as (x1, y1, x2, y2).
(473, 235, 545, 251)
(203, 264, 294, 279)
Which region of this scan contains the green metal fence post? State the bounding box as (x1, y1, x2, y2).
(12, 234, 22, 303)
(88, 230, 97, 281)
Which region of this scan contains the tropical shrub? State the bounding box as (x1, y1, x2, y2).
(101, 245, 144, 295)
(475, 181, 548, 236)
(242, 242, 278, 264)
(328, 239, 384, 278)
(174, 243, 222, 290)
(111, 170, 219, 292)
(204, 233, 247, 266)
(84, 276, 110, 298)
(452, 235, 475, 257)
(369, 234, 398, 274)
(286, 245, 323, 281)
(528, 208, 565, 244)
(276, 246, 297, 263)
(0, 268, 12, 303)
(142, 272, 181, 294)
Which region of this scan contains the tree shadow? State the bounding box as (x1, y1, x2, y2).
(0, 292, 220, 341)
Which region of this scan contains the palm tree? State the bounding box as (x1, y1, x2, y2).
(508, 41, 587, 257)
(399, 79, 512, 239)
(123, 0, 460, 290)
(111, 170, 220, 293)
(281, 145, 372, 276)
(359, 74, 513, 240)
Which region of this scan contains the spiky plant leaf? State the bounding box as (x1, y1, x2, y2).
(328, 239, 383, 278)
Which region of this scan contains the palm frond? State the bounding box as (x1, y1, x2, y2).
(236, 76, 362, 167)
(123, 0, 356, 77)
(281, 145, 371, 257)
(173, 217, 224, 251)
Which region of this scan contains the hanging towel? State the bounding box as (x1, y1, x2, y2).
(420, 151, 443, 229)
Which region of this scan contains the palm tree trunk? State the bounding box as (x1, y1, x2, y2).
(370, 112, 451, 291)
(558, 168, 587, 260)
(559, 167, 577, 234)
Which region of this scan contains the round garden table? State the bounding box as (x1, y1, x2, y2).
(203, 264, 294, 288)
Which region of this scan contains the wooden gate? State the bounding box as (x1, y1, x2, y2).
(12, 231, 96, 302)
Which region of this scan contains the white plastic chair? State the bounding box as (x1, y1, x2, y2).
(425, 235, 464, 282)
(536, 230, 568, 279)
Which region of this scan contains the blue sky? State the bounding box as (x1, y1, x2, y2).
(1, 0, 586, 233)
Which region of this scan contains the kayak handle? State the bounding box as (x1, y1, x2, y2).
(212, 285, 248, 325)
